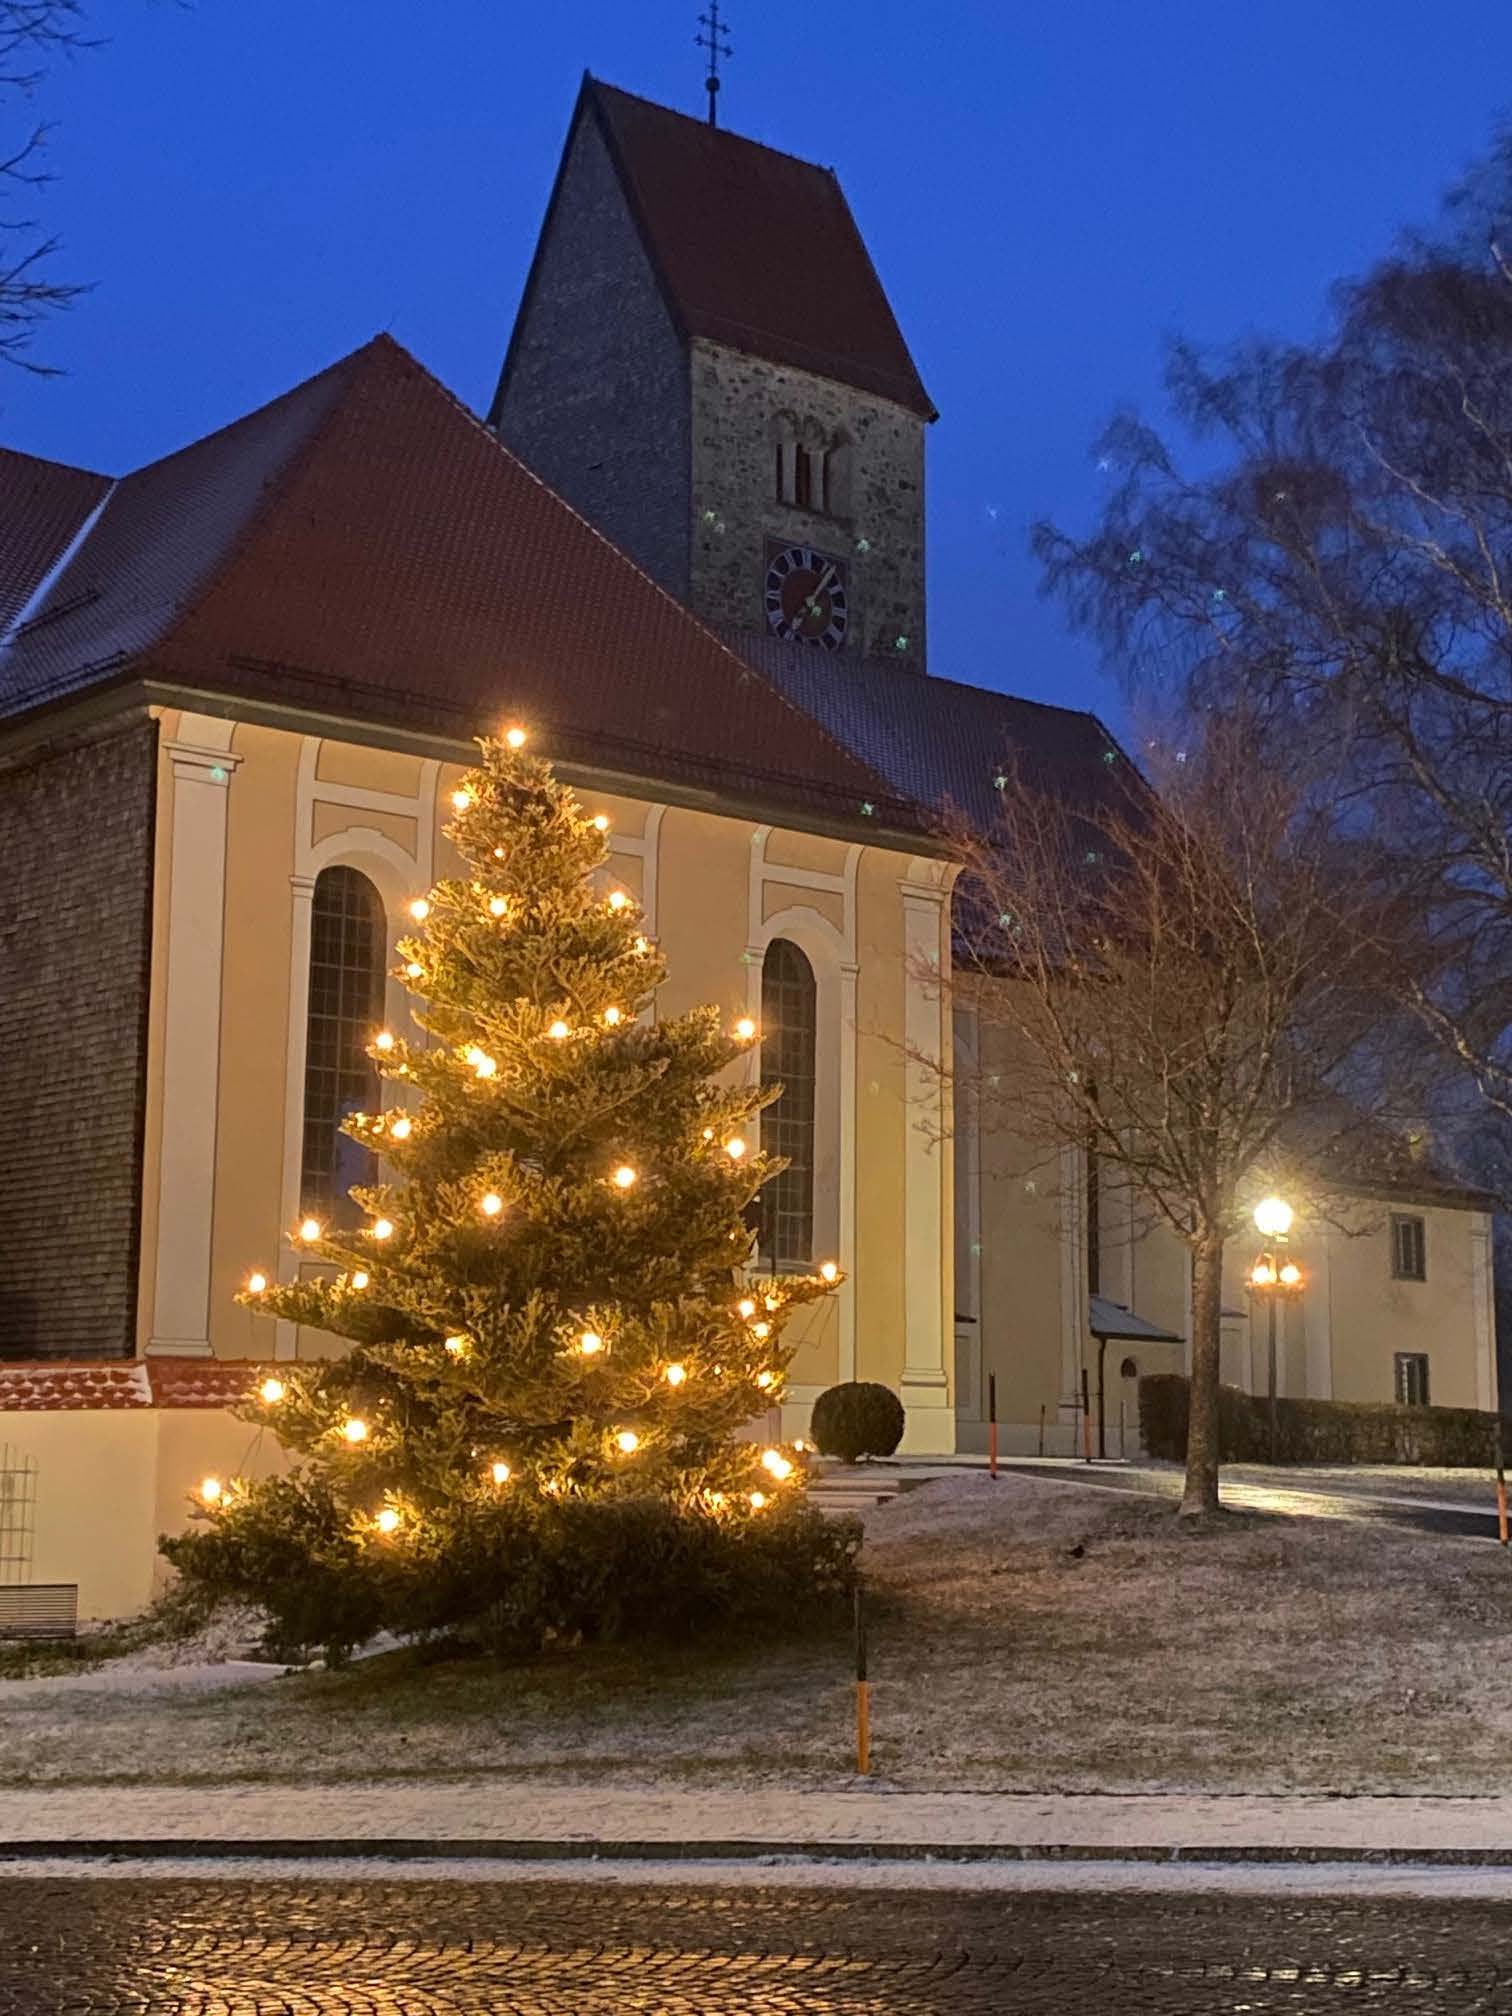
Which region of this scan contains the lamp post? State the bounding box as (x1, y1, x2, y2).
(1249, 1197, 1304, 1464)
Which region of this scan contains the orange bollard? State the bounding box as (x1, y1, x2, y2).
(854, 1578, 871, 1775)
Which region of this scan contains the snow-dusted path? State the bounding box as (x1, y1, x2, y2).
(6, 1780, 1512, 1856)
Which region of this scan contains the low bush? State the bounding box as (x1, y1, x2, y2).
(162, 1474, 860, 1666)
(1139, 1372, 1510, 1467)
(811, 1380, 907, 1463)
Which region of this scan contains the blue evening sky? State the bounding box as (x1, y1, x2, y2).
(3, 0, 1508, 720)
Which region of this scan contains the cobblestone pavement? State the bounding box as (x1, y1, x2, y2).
(5, 1877, 1512, 2012)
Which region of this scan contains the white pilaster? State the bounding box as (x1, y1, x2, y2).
(899, 878, 953, 1452)
(1305, 1224, 1335, 1400)
(146, 719, 241, 1358)
(1471, 1213, 1496, 1414)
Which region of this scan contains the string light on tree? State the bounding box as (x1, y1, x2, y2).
(200, 1476, 223, 1504)
(189, 726, 850, 1657)
(504, 726, 527, 749)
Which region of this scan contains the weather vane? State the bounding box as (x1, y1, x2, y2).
(695, 2, 732, 127)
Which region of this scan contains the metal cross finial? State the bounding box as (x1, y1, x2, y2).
(695, 2, 732, 126)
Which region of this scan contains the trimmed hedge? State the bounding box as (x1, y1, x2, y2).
(1139, 1372, 1510, 1468)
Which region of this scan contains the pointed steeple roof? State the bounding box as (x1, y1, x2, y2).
(503, 77, 935, 421)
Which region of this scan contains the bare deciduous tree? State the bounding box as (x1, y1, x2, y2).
(948, 719, 1436, 1517)
(1, 1, 93, 370)
(1033, 133, 1512, 1133)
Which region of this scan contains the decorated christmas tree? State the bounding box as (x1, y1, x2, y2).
(163, 730, 854, 1658)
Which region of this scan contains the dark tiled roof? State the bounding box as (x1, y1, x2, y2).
(0, 446, 110, 637)
(0, 337, 917, 835)
(724, 629, 1129, 832)
(585, 80, 935, 420)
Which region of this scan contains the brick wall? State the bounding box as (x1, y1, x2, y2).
(689, 341, 928, 673)
(491, 109, 692, 597)
(0, 714, 156, 1359)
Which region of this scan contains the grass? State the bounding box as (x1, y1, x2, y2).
(6, 1471, 1512, 1793)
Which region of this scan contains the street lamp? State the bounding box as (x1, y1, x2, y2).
(1249, 1197, 1304, 1461)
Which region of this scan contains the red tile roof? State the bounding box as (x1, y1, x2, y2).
(0, 446, 110, 637)
(0, 1359, 270, 1411)
(583, 80, 935, 420)
(0, 337, 917, 833)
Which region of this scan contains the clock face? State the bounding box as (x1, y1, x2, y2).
(765, 543, 849, 649)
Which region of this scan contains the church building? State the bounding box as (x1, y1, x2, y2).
(0, 78, 1496, 1619)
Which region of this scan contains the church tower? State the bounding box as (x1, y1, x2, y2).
(489, 78, 935, 673)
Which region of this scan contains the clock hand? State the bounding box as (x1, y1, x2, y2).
(802, 563, 837, 627)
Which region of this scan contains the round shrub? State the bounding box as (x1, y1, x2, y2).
(811, 1381, 906, 1463)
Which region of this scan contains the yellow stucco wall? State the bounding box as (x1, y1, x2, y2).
(71, 717, 957, 1610)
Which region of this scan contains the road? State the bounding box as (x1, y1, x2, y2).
(5, 1876, 1512, 2012)
(995, 1459, 1506, 1540)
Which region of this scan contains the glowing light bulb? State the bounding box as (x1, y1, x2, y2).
(702, 1127, 715, 1142)
(764, 1295, 779, 1311)
(409, 898, 431, 923)
(724, 1137, 747, 1161)
(665, 1362, 687, 1387)
(819, 1261, 839, 1284)
(200, 1475, 223, 1503)
(298, 1218, 321, 1243)
(258, 1377, 286, 1405)
(488, 895, 508, 918)
(752, 1322, 771, 1341)
(405, 961, 424, 980)
(351, 1271, 370, 1291)
(505, 726, 527, 750)
(737, 1298, 756, 1319)
(246, 1271, 268, 1295)
(578, 1330, 605, 1355)
(444, 1335, 468, 1356)
(608, 890, 629, 911)
(451, 787, 474, 812)
(471, 1050, 497, 1079)
(342, 1417, 368, 1443)
(592, 813, 610, 832)
(548, 1019, 571, 1041)
(491, 1460, 511, 1485)
(389, 1115, 412, 1141)
(612, 1165, 637, 1190)
(370, 1218, 395, 1241)
(735, 1017, 756, 1041)
(615, 1429, 640, 1454)
(374, 1506, 401, 1534)
(603, 1006, 623, 1027)
(1279, 1261, 1303, 1288)
(748, 1490, 768, 1510)
(1250, 1261, 1277, 1289)
(480, 1192, 503, 1217)
(374, 1030, 395, 1052)
(756, 1369, 774, 1388)
(633, 936, 649, 955)
(1253, 1195, 1294, 1239)
(761, 1449, 793, 1480)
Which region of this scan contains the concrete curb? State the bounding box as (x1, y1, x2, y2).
(8, 1838, 1512, 1868)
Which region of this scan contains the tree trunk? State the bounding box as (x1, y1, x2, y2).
(1181, 1231, 1225, 1517)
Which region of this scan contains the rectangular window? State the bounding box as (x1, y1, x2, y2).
(794, 448, 813, 511)
(1391, 1213, 1427, 1282)
(1395, 1352, 1430, 1407)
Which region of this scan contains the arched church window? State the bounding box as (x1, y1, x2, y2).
(300, 865, 387, 1225)
(759, 938, 817, 1264)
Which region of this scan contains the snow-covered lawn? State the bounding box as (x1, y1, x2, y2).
(5, 1472, 1511, 1794)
